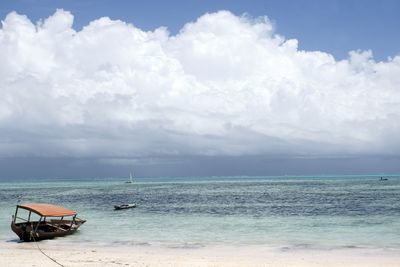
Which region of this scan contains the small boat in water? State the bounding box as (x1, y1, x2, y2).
(11, 203, 86, 242)
(125, 172, 134, 184)
(114, 203, 136, 210)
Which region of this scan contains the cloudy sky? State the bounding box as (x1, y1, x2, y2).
(1, 0, 400, 179)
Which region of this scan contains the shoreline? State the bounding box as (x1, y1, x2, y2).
(1, 241, 400, 267)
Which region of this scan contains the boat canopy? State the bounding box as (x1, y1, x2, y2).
(17, 203, 77, 217)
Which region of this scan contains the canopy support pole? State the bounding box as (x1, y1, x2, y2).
(34, 216, 42, 233)
(70, 215, 76, 228)
(13, 207, 18, 223)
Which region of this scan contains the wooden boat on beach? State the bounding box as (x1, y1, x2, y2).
(11, 203, 86, 242)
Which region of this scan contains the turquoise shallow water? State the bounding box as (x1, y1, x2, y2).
(1, 175, 399, 249)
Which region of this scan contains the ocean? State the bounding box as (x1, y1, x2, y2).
(1, 175, 399, 249)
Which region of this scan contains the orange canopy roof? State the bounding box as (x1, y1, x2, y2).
(17, 203, 77, 217)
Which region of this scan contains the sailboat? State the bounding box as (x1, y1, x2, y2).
(125, 172, 134, 184)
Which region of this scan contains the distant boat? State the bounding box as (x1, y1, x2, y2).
(114, 203, 136, 210)
(125, 172, 134, 184)
(11, 203, 86, 242)
(380, 177, 388, 181)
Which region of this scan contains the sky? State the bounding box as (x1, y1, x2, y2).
(0, 0, 400, 179)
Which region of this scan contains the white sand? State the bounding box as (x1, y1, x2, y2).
(1, 242, 399, 267)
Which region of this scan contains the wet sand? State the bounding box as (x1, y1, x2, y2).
(1, 242, 400, 267)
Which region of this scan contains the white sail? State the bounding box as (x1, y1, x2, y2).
(125, 172, 134, 184)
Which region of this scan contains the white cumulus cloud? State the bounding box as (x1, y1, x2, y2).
(0, 9, 400, 159)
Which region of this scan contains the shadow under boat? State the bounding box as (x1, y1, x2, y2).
(11, 203, 86, 242)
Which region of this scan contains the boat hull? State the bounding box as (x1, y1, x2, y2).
(11, 220, 85, 242)
(114, 204, 136, 210)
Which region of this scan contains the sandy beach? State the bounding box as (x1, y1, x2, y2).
(1, 242, 400, 267)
